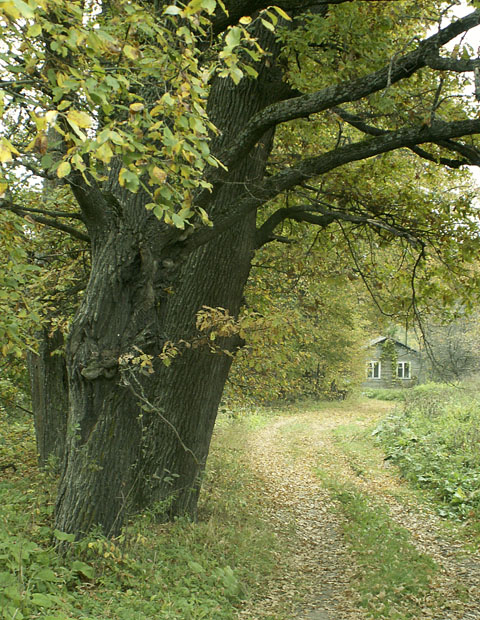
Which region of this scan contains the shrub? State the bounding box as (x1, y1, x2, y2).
(374, 382, 480, 519)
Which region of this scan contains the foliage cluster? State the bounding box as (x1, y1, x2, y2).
(0, 412, 285, 619)
(420, 312, 480, 382)
(373, 382, 480, 519)
(0, 215, 40, 358)
(227, 230, 370, 403)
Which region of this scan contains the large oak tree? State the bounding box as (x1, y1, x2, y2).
(2, 0, 480, 539)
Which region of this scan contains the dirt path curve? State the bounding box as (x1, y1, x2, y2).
(236, 401, 480, 620)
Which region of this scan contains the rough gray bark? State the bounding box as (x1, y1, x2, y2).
(28, 328, 68, 470)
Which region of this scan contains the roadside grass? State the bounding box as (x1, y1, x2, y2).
(327, 481, 438, 620)
(4, 393, 479, 620)
(0, 409, 287, 620)
(310, 403, 459, 619)
(313, 426, 443, 619)
(363, 388, 407, 402)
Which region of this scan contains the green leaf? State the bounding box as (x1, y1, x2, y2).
(71, 560, 95, 579)
(171, 213, 186, 229)
(202, 0, 216, 14)
(163, 4, 182, 15)
(261, 18, 275, 32)
(53, 529, 75, 542)
(188, 560, 204, 573)
(31, 593, 56, 607)
(27, 23, 42, 37)
(225, 27, 242, 49)
(12, 0, 35, 18)
(35, 568, 58, 582)
(118, 167, 140, 192)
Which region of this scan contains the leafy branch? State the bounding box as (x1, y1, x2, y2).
(214, 9, 480, 171)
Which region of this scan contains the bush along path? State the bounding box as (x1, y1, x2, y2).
(234, 400, 480, 620)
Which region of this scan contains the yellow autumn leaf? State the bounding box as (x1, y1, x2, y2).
(1, 0, 34, 19)
(67, 110, 93, 129)
(0, 139, 19, 163)
(129, 102, 145, 113)
(57, 161, 71, 178)
(123, 45, 140, 60)
(272, 5, 292, 21)
(0, 144, 13, 164)
(45, 110, 58, 125)
(151, 166, 167, 184)
(95, 141, 114, 164)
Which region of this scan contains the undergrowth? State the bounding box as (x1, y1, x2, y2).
(373, 382, 480, 521)
(0, 410, 283, 620)
(363, 388, 407, 402)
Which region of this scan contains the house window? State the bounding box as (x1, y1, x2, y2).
(367, 361, 381, 379)
(397, 361, 411, 379)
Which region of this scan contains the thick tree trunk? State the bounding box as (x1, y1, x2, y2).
(28, 328, 68, 470)
(54, 27, 288, 539)
(55, 215, 254, 536)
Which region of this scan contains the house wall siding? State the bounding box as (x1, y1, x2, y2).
(363, 341, 423, 389)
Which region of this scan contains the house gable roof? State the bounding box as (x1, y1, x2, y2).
(367, 336, 419, 354)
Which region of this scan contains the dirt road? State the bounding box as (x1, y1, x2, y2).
(236, 400, 480, 620)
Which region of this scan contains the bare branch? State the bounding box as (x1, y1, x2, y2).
(433, 138, 480, 165)
(256, 202, 425, 250)
(424, 52, 480, 73)
(256, 205, 334, 247)
(8, 204, 85, 221)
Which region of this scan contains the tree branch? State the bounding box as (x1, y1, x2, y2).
(252, 118, 480, 206)
(1, 199, 90, 243)
(256, 202, 425, 249)
(215, 9, 480, 170)
(66, 171, 109, 231)
(190, 117, 480, 254)
(333, 106, 474, 168)
(256, 205, 334, 247)
(8, 204, 85, 221)
(424, 52, 480, 73)
(433, 138, 480, 165)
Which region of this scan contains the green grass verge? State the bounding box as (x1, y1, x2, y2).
(315, 469, 438, 620)
(0, 411, 286, 620)
(363, 388, 408, 402)
(333, 485, 437, 619)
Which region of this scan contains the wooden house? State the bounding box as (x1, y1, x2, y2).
(363, 337, 423, 389)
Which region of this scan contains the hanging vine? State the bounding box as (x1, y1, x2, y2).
(380, 338, 398, 385)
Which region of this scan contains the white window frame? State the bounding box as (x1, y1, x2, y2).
(397, 361, 411, 379)
(366, 361, 381, 379)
